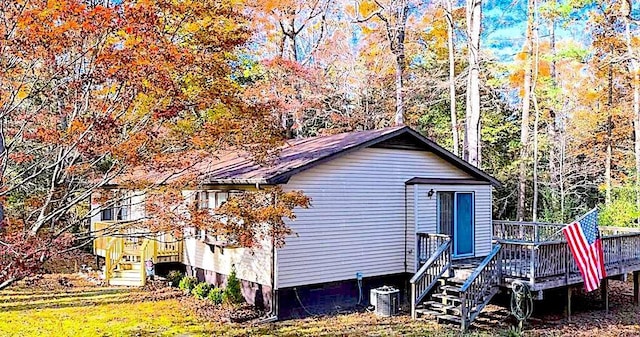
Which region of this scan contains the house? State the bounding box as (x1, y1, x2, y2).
(93, 126, 640, 330)
(91, 125, 501, 319)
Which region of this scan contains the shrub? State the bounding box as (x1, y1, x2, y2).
(192, 282, 212, 300)
(178, 276, 198, 294)
(207, 287, 224, 305)
(166, 270, 184, 287)
(223, 268, 244, 304)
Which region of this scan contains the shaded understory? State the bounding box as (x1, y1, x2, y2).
(1, 274, 639, 336)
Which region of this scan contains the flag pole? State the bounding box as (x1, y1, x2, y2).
(543, 207, 600, 245)
(571, 207, 599, 225)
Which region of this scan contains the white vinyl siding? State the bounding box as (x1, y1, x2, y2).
(182, 237, 272, 286)
(412, 184, 493, 271)
(406, 185, 415, 274)
(277, 147, 474, 289)
(181, 189, 272, 286)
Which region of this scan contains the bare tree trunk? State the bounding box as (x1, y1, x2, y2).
(533, 96, 539, 222)
(394, 51, 405, 126)
(445, 0, 459, 155)
(624, 18, 640, 216)
(547, 17, 561, 220)
(633, 69, 640, 215)
(532, 0, 540, 222)
(560, 119, 566, 222)
(392, 0, 409, 126)
(281, 16, 297, 62)
(0, 278, 16, 291)
(517, 0, 535, 221)
(465, 0, 482, 167)
(606, 45, 614, 206)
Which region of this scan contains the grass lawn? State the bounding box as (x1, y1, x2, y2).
(2, 274, 640, 336)
(0, 275, 459, 337)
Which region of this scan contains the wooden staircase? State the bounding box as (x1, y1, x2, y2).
(411, 234, 502, 331)
(109, 260, 146, 286)
(415, 278, 465, 324)
(103, 236, 157, 287)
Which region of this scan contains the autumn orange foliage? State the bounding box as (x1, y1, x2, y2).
(0, 0, 289, 288)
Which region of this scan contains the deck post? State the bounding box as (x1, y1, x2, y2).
(601, 278, 609, 313)
(411, 283, 416, 319)
(634, 271, 640, 306)
(529, 246, 536, 285)
(565, 286, 572, 321)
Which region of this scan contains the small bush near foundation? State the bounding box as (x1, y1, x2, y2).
(178, 276, 198, 294)
(192, 282, 212, 300)
(223, 268, 243, 304)
(166, 270, 184, 287)
(207, 287, 224, 305)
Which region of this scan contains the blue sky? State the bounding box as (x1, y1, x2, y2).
(482, 0, 592, 61)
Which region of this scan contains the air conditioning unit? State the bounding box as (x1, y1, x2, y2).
(370, 286, 400, 317)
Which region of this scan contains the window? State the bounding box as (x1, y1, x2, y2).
(193, 191, 230, 241)
(194, 191, 210, 210)
(100, 197, 131, 221)
(100, 208, 113, 221)
(437, 192, 454, 236)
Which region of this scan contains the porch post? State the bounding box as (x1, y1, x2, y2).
(411, 282, 417, 319)
(601, 278, 609, 313)
(565, 286, 572, 322)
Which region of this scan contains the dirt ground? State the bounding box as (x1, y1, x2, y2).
(469, 278, 640, 336)
(2, 273, 640, 336)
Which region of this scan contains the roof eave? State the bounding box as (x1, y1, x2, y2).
(206, 178, 273, 185)
(266, 126, 411, 185)
(403, 128, 503, 188)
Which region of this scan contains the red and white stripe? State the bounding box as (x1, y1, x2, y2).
(562, 222, 606, 292)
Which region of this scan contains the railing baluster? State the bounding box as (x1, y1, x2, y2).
(411, 234, 451, 319)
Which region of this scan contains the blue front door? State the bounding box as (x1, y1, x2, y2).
(437, 191, 474, 257)
(454, 193, 474, 257)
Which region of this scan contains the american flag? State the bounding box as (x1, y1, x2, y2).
(562, 209, 606, 292)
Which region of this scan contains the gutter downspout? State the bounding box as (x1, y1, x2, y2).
(404, 184, 408, 272)
(260, 186, 278, 323)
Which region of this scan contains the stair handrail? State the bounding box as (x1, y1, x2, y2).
(139, 238, 158, 284)
(459, 244, 502, 331)
(410, 236, 452, 319)
(104, 237, 125, 283)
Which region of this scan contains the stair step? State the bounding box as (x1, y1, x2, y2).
(424, 301, 464, 315)
(436, 314, 462, 324)
(431, 293, 461, 304)
(108, 278, 144, 286)
(424, 301, 457, 309)
(114, 270, 140, 275)
(440, 285, 461, 294)
(427, 304, 457, 313)
(415, 308, 441, 317)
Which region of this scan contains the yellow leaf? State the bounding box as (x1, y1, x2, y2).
(16, 87, 28, 100)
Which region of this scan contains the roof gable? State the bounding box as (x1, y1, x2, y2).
(204, 126, 501, 187)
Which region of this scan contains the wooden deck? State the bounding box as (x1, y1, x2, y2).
(92, 221, 183, 264)
(493, 221, 640, 291)
(411, 222, 640, 330)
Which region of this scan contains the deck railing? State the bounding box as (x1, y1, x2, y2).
(498, 226, 640, 288)
(410, 234, 452, 319)
(104, 237, 125, 281)
(416, 233, 450, 266)
(459, 244, 502, 331)
(92, 221, 183, 263)
(493, 220, 565, 243)
(140, 239, 157, 282)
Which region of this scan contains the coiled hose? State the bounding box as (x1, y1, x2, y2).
(510, 280, 533, 328)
